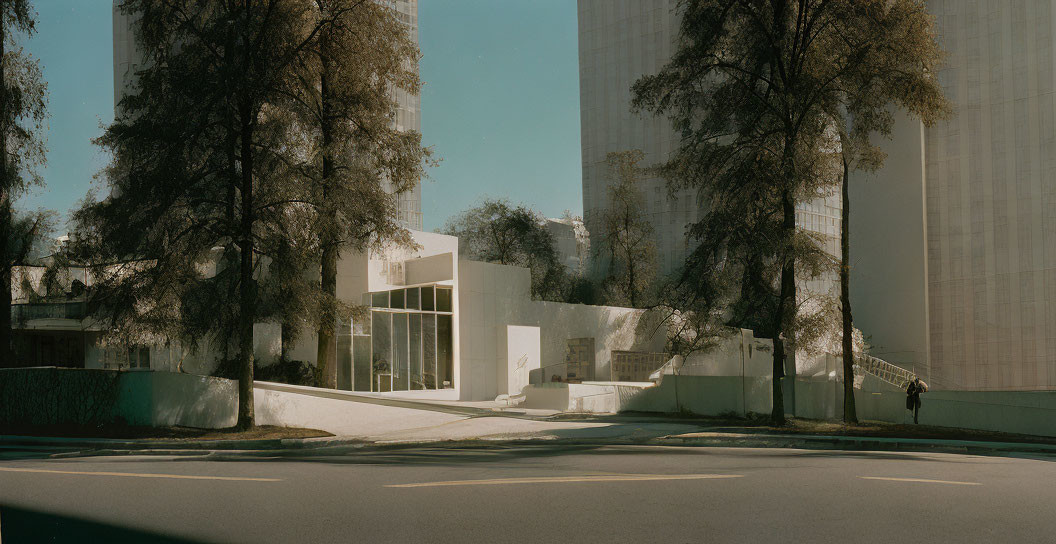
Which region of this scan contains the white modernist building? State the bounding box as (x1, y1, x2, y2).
(11, 231, 667, 402)
(280, 230, 666, 401)
(851, 0, 1056, 391)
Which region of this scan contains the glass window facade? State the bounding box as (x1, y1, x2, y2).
(350, 284, 454, 392)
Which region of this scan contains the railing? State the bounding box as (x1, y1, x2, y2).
(11, 301, 88, 322)
(853, 353, 916, 390)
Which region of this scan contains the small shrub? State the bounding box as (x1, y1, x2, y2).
(256, 359, 317, 387)
(717, 410, 742, 420)
(210, 358, 319, 387)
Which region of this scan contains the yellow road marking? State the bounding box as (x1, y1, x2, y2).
(0, 466, 281, 482)
(387, 474, 743, 488)
(860, 476, 981, 486)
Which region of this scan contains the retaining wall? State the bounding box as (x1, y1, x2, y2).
(620, 373, 1056, 437)
(0, 368, 236, 429)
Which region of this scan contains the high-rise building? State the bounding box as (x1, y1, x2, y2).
(577, 0, 691, 274)
(387, 0, 423, 231)
(577, 0, 841, 285)
(112, 3, 140, 113)
(112, 0, 423, 230)
(852, 1, 1056, 391)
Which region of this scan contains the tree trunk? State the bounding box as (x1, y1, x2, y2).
(0, 200, 11, 368)
(840, 155, 858, 424)
(317, 244, 337, 388)
(0, 24, 10, 367)
(281, 320, 294, 363)
(236, 115, 256, 430)
(315, 39, 338, 389)
(772, 188, 796, 425)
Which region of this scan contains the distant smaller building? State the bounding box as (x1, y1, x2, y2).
(546, 217, 588, 274)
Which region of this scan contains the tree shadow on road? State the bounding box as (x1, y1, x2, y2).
(161, 441, 1043, 469)
(0, 503, 206, 543)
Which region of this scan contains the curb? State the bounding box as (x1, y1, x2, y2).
(0, 434, 368, 452)
(4, 432, 1056, 460)
(653, 432, 1056, 457)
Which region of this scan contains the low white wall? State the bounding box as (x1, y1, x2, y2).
(856, 388, 1056, 436)
(522, 382, 657, 413)
(619, 375, 773, 416)
(116, 371, 236, 428)
(613, 369, 1056, 438)
(0, 368, 236, 429)
(147, 372, 237, 428)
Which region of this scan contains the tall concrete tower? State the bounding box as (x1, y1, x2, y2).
(388, 0, 423, 231)
(577, 0, 694, 274)
(577, 1, 841, 284)
(852, 0, 1056, 391)
(112, 0, 423, 230)
(112, 3, 140, 113)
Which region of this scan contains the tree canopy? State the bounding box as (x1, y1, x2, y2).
(633, 0, 947, 423)
(74, 0, 428, 427)
(440, 199, 566, 301)
(595, 150, 657, 308)
(1, 0, 48, 364)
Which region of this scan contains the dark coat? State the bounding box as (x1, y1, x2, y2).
(906, 382, 922, 410)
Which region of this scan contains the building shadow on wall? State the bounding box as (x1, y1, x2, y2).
(528, 301, 665, 380)
(0, 504, 206, 543)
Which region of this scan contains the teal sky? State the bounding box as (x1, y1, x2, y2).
(19, 0, 583, 233)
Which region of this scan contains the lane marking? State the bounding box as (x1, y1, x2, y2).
(387, 474, 743, 488)
(0, 466, 281, 482)
(860, 476, 981, 486)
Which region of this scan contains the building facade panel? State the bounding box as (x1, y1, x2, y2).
(924, 0, 1056, 390)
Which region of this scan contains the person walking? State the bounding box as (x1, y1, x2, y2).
(905, 377, 929, 424)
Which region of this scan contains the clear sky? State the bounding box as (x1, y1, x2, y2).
(19, 0, 583, 233)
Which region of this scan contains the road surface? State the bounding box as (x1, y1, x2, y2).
(1, 445, 1053, 543)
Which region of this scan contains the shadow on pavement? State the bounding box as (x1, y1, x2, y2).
(741, 448, 986, 463)
(0, 504, 205, 543)
(168, 441, 991, 468)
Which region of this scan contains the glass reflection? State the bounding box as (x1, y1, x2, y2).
(393, 313, 409, 391)
(438, 314, 453, 388)
(371, 310, 391, 392)
(423, 313, 437, 389)
(436, 287, 452, 312)
(421, 286, 435, 311)
(352, 284, 453, 393)
(410, 314, 423, 389)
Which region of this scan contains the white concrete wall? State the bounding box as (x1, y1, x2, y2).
(849, 111, 930, 375)
(144, 372, 237, 428)
(522, 300, 666, 381)
(457, 259, 522, 401)
(500, 325, 540, 397)
(458, 259, 667, 401)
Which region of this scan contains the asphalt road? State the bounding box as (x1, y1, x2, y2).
(1, 445, 1054, 543)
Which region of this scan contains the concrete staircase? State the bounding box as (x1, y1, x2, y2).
(853, 354, 916, 390)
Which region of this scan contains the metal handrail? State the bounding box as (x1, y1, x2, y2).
(852, 353, 917, 390)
